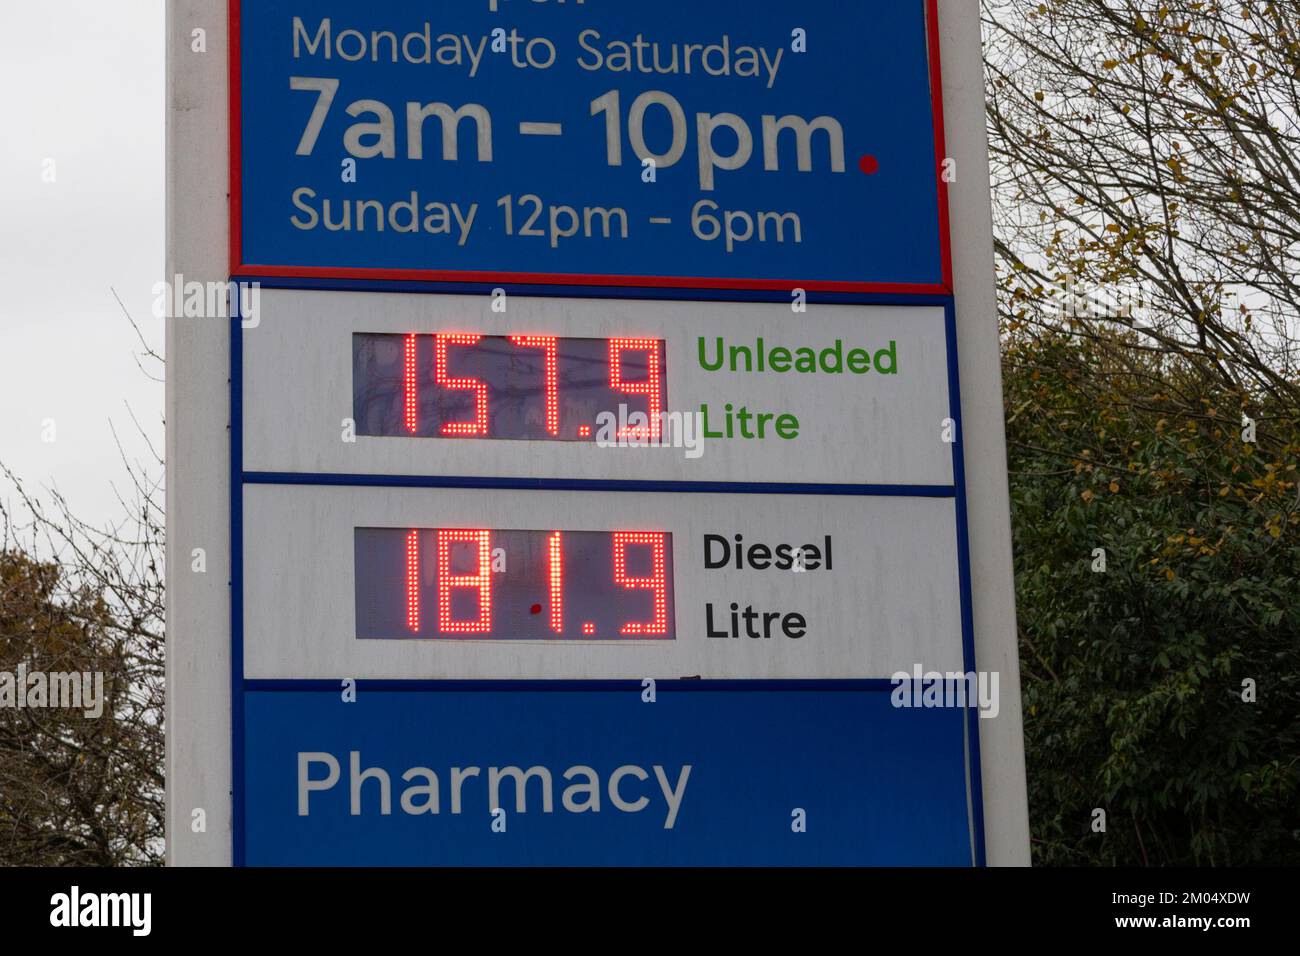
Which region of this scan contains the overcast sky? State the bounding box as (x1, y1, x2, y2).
(0, 1, 164, 530)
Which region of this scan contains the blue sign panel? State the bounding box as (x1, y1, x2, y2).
(233, 0, 950, 292)
(241, 683, 975, 866)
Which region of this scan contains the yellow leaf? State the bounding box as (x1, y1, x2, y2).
(1109, 482, 1120, 493)
(1103, 59, 1120, 69)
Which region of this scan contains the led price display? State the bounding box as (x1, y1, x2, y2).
(353, 333, 667, 441)
(355, 528, 675, 641)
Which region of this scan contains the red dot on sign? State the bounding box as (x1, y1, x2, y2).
(578, 425, 591, 438)
(530, 603, 542, 615)
(858, 155, 880, 175)
(582, 622, 595, 635)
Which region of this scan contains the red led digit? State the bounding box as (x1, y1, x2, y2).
(612, 531, 669, 635)
(403, 334, 418, 434)
(547, 531, 563, 634)
(509, 335, 560, 436)
(608, 339, 663, 440)
(435, 333, 489, 436)
(437, 529, 493, 633)
(405, 529, 421, 632)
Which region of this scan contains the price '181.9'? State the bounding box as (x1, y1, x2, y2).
(354, 527, 675, 641)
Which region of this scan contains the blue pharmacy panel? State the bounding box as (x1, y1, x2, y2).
(241, 683, 976, 866)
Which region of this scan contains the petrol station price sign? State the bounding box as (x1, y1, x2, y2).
(232, 0, 950, 292)
(191, 0, 1017, 868)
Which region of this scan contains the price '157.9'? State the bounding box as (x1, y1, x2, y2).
(353, 332, 667, 442)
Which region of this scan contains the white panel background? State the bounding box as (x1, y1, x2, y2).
(242, 484, 964, 680)
(242, 291, 953, 486)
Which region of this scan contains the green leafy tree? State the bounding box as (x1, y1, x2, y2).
(985, 0, 1300, 863)
(1004, 330, 1299, 864)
